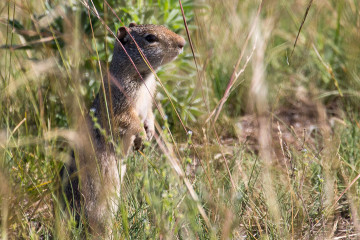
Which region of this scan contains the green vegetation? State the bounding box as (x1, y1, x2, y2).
(1, 0, 360, 239)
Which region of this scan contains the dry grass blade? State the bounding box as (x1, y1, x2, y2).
(289, 0, 314, 62)
(312, 43, 343, 96)
(179, 0, 209, 112)
(333, 173, 360, 214)
(206, 0, 263, 124)
(250, 18, 283, 236)
(179, 0, 198, 72)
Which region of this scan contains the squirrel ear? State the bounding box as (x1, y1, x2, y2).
(117, 27, 128, 44)
(129, 22, 137, 28)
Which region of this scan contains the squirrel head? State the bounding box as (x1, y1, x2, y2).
(113, 23, 185, 74)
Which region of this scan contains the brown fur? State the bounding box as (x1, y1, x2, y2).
(60, 23, 185, 237)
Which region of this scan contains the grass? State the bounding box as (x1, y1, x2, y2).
(1, 0, 360, 239)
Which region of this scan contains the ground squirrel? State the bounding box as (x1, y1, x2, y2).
(60, 23, 185, 237)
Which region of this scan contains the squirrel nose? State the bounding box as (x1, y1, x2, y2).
(177, 37, 186, 49)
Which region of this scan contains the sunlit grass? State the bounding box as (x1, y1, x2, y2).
(1, 0, 360, 239)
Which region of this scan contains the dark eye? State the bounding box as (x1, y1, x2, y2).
(145, 34, 158, 43)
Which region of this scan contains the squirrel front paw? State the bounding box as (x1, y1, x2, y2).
(144, 119, 155, 141)
(133, 133, 146, 151)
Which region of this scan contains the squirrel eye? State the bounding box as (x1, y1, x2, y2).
(145, 34, 158, 43)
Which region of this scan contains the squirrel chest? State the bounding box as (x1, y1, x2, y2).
(134, 74, 156, 122)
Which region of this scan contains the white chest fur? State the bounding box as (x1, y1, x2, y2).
(134, 74, 156, 122)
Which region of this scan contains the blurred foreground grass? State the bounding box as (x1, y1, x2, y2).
(1, 0, 360, 239)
